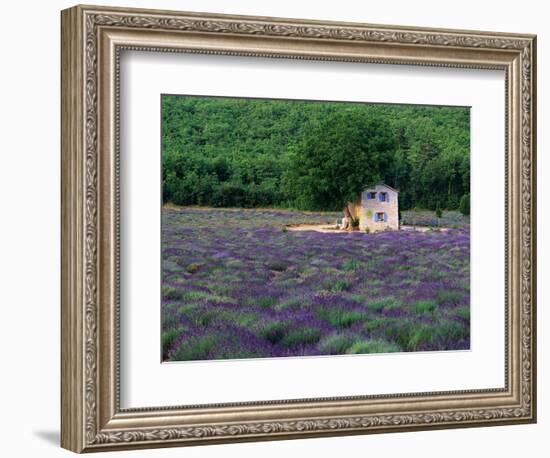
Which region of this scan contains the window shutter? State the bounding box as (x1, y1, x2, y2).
(384, 213, 388, 222)
(386, 193, 390, 203)
(379, 193, 383, 202)
(374, 213, 379, 222)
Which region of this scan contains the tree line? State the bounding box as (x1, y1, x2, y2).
(162, 95, 470, 212)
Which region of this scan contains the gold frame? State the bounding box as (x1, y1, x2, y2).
(61, 4, 537, 453)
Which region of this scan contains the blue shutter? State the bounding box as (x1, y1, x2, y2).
(367, 193, 371, 200)
(379, 193, 384, 202)
(386, 193, 390, 203)
(374, 213, 379, 222)
(384, 213, 388, 222)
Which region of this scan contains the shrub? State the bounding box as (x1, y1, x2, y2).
(276, 297, 306, 310)
(181, 290, 236, 304)
(261, 321, 290, 344)
(266, 260, 290, 272)
(347, 339, 400, 354)
(459, 194, 470, 216)
(256, 296, 278, 308)
(413, 300, 438, 315)
(229, 311, 261, 327)
(331, 279, 350, 292)
(319, 309, 367, 328)
(213, 345, 269, 360)
(438, 320, 469, 345)
(172, 335, 217, 361)
(436, 290, 464, 306)
(193, 309, 219, 327)
(162, 285, 181, 300)
(318, 333, 357, 354)
(455, 306, 470, 321)
(407, 324, 436, 351)
(363, 317, 391, 333)
(177, 303, 199, 315)
(280, 327, 322, 347)
(367, 296, 402, 312)
(435, 203, 443, 219)
(343, 258, 361, 271)
(161, 309, 179, 329)
(186, 263, 202, 274)
(447, 195, 460, 210)
(385, 320, 469, 352)
(349, 293, 367, 304)
(385, 322, 452, 351)
(161, 329, 180, 354)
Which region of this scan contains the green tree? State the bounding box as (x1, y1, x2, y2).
(459, 194, 470, 216)
(287, 110, 396, 211)
(435, 203, 443, 218)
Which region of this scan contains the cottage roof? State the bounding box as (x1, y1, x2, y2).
(364, 183, 399, 194)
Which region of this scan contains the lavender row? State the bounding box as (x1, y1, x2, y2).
(162, 207, 470, 361)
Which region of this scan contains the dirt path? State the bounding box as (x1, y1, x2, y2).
(285, 224, 343, 233)
(401, 225, 450, 233)
(286, 223, 451, 233)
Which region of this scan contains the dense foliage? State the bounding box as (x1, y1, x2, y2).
(162, 95, 470, 211)
(459, 193, 471, 216)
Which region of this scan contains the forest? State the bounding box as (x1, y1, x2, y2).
(162, 95, 470, 212)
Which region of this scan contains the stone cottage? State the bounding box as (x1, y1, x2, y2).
(347, 184, 399, 232)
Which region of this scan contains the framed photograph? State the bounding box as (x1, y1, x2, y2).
(61, 4, 537, 453)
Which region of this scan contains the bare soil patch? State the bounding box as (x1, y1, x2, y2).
(286, 223, 451, 233)
(285, 224, 343, 233)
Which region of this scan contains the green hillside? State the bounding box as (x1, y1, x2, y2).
(162, 95, 470, 211)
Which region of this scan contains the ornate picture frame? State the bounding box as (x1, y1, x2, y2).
(61, 4, 536, 453)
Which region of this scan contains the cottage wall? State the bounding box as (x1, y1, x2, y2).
(358, 185, 399, 232)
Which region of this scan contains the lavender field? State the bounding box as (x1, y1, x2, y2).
(162, 207, 470, 361)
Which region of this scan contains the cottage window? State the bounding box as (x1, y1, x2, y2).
(374, 212, 387, 222)
(379, 192, 389, 202)
(367, 192, 377, 200)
